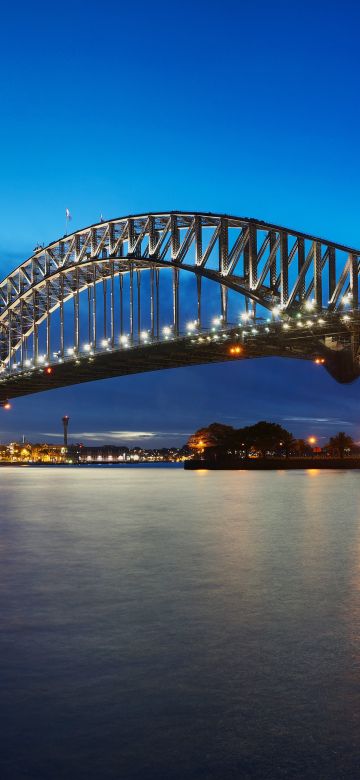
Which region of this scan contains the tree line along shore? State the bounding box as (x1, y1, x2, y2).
(185, 422, 359, 469)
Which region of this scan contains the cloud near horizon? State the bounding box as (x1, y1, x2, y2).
(41, 430, 191, 443)
(281, 416, 352, 426)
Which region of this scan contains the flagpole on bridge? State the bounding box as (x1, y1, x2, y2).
(65, 208, 72, 236)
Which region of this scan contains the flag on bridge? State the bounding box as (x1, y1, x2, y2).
(65, 208, 72, 221)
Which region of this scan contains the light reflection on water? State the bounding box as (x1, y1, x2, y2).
(1, 466, 360, 779)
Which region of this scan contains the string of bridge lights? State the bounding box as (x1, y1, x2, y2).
(0, 294, 356, 379)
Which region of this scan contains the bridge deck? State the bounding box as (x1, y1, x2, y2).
(1, 323, 353, 403)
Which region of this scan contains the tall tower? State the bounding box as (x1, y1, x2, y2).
(62, 416, 69, 449)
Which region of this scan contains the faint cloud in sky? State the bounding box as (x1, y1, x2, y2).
(42, 430, 190, 443)
(282, 416, 352, 426)
(215, 415, 353, 428)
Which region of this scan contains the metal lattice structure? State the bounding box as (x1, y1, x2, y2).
(1, 211, 360, 402)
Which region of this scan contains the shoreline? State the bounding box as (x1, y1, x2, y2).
(185, 457, 360, 471)
(1, 459, 358, 470)
(0, 461, 182, 468)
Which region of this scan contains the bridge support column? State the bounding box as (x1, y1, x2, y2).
(221, 286, 228, 325)
(33, 291, 38, 364)
(74, 294, 79, 354)
(8, 311, 12, 374)
(119, 273, 123, 338)
(156, 269, 160, 338)
(20, 300, 25, 368)
(129, 265, 134, 343)
(137, 271, 141, 341)
(87, 285, 92, 346)
(46, 281, 51, 362)
(92, 267, 97, 350)
(150, 267, 155, 338)
(110, 264, 115, 347)
(103, 278, 107, 341)
(197, 275, 202, 327)
(60, 276, 65, 358)
(173, 269, 179, 336)
(74, 271, 79, 354)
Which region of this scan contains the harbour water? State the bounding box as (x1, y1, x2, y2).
(1, 466, 359, 779)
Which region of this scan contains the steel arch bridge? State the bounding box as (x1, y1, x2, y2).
(1, 210, 360, 404)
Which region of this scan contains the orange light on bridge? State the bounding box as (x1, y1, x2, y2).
(314, 357, 325, 365)
(46, 367, 53, 375)
(2, 401, 11, 410)
(229, 346, 242, 356)
(308, 436, 317, 445)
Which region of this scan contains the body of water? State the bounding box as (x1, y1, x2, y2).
(1, 466, 359, 779)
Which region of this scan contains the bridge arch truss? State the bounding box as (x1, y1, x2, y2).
(0, 211, 360, 396)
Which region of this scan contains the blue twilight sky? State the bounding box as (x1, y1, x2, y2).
(1, 0, 360, 446)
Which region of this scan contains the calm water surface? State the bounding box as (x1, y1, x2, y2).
(1, 466, 360, 779)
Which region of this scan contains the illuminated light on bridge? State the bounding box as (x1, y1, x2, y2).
(304, 300, 315, 311)
(0, 210, 360, 406)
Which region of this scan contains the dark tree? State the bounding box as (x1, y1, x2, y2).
(227, 421, 294, 458)
(293, 438, 313, 456)
(188, 420, 295, 459)
(238, 421, 294, 458)
(188, 422, 235, 451)
(327, 432, 354, 458)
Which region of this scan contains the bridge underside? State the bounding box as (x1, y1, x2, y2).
(1, 324, 358, 404)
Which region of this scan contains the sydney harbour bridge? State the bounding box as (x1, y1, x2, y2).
(0, 211, 359, 406)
